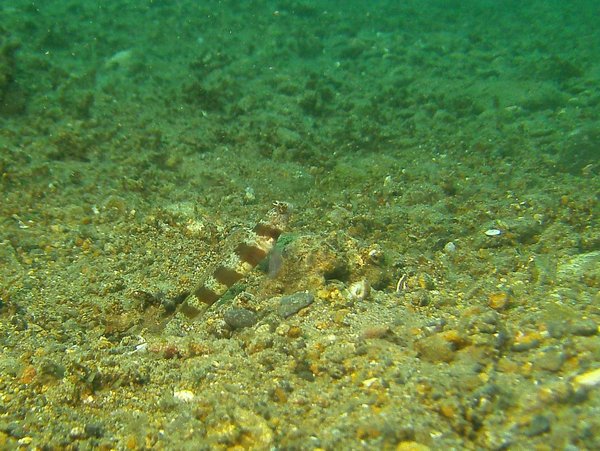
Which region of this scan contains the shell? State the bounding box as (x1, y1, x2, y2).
(348, 279, 371, 301)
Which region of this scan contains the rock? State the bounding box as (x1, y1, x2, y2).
(277, 291, 314, 318)
(232, 407, 273, 448)
(546, 320, 569, 338)
(522, 414, 551, 437)
(38, 358, 65, 381)
(84, 423, 103, 438)
(488, 291, 510, 310)
(569, 318, 598, 336)
(223, 308, 258, 330)
(533, 348, 565, 372)
(504, 217, 543, 244)
(415, 334, 456, 363)
(556, 251, 600, 288)
(511, 336, 540, 352)
(574, 368, 600, 388)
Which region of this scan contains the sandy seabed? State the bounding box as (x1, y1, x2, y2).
(1, 1, 599, 449)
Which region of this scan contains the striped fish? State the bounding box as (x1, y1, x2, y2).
(180, 201, 292, 318)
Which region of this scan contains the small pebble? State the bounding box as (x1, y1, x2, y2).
(278, 291, 314, 318)
(84, 423, 103, 438)
(533, 349, 565, 372)
(485, 228, 502, 237)
(523, 414, 551, 436)
(406, 290, 430, 307)
(488, 291, 510, 310)
(512, 335, 540, 352)
(415, 334, 456, 363)
(569, 318, 598, 336)
(70, 427, 87, 440)
(173, 390, 195, 402)
(546, 320, 569, 338)
(443, 241, 456, 253)
(223, 308, 258, 330)
(573, 368, 600, 388)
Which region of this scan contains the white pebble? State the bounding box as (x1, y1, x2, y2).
(362, 377, 378, 388)
(485, 228, 502, 237)
(574, 368, 600, 388)
(443, 241, 456, 253)
(174, 390, 195, 402)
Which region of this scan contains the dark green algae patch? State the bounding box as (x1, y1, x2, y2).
(1, 0, 600, 449)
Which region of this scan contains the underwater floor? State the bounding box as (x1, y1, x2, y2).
(1, 1, 599, 449)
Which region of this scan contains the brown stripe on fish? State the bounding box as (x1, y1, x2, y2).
(181, 201, 292, 318)
(193, 284, 221, 305)
(253, 223, 283, 241)
(236, 242, 268, 266)
(213, 265, 244, 286)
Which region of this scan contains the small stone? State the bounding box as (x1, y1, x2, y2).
(503, 217, 542, 244)
(546, 320, 569, 338)
(537, 381, 579, 405)
(512, 333, 541, 352)
(84, 423, 103, 438)
(484, 228, 502, 237)
(231, 406, 274, 448)
(70, 427, 87, 440)
(556, 251, 600, 288)
(173, 389, 195, 402)
(533, 349, 565, 372)
(287, 325, 302, 338)
(488, 291, 510, 310)
(415, 334, 456, 363)
(406, 289, 430, 307)
(417, 274, 435, 290)
(223, 308, 258, 330)
(0, 357, 23, 377)
(443, 241, 456, 253)
(573, 367, 600, 388)
(278, 291, 314, 318)
(522, 414, 551, 436)
(38, 358, 66, 381)
(569, 318, 598, 336)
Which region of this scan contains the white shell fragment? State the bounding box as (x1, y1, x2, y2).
(484, 228, 502, 237)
